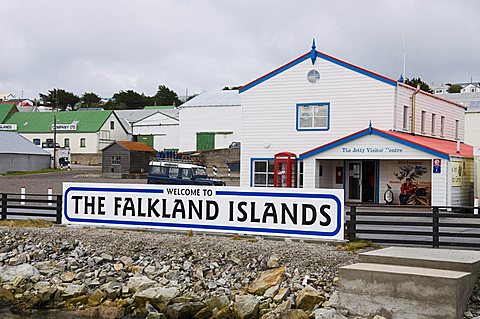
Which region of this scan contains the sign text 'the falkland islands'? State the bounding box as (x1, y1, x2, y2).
(63, 183, 344, 240)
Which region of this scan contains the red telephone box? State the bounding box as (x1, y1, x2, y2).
(273, 152, 297, 188)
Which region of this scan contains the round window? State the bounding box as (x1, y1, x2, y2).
(307, 69, 320, 84)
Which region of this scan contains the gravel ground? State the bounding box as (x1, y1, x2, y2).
(0, 166, 145, 195)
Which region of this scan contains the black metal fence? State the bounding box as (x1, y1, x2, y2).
(0, 193, 62, 224)
(347, 204, 480, 249)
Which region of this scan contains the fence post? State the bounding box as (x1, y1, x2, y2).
(55, 196, 62, 224)
(1, 194, 7, 220)
(348, 206, 357, 241)
(432, 206, 439, 248)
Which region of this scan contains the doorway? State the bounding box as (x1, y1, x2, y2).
(347, 160, 377, 203)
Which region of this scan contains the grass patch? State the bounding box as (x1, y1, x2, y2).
(336, 240, 380, 252)
(3, 168, 64, 176)
(0, 219, 54, 228)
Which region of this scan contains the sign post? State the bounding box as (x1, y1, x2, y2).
(63, 183, 345, 240)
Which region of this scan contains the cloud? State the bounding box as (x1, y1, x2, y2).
(0, 0, 478, 98)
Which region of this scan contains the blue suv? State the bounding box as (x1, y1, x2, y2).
(147, 161, 225, 186)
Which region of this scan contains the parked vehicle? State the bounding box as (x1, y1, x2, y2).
(147, 160, 225, 186)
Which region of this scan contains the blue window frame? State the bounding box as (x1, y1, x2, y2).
(296, 102, 330, 131)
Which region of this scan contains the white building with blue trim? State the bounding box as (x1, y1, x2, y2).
(239, 41, 473, 207)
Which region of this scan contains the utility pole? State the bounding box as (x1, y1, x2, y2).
(53, 115, 57, 169)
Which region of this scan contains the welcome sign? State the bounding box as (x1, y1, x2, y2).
(63, 183, 344, 240)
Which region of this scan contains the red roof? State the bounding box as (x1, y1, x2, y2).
(383, 130, 473, 158)
(117, 141, 156, 152)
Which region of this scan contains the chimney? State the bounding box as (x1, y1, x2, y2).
(456, 140, 461, 154)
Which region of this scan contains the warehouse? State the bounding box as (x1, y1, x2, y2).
(0, 132, 51, 174)
(239, 41, 473, 207)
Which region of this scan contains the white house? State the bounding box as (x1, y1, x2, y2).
(239, 42, 473, 207)
(1, 110, 128, 164)
(131, 109, 179, 151)
(178, 90, 241, 151)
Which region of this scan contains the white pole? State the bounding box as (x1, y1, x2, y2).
(21, 187, 25, 205)
(475, 197, 479, 215)
(48, 188, 53, 207)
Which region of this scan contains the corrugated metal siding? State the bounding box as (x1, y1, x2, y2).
(395, 85, 465, 141)
(0, 154, 50, 174)
(241, 58, 395, 187)
(179, 106, 242, 151)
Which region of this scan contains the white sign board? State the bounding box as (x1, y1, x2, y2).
(63, 183, 344, 240)
(0, 124, 17, 131)
(51, 124, 77, 131)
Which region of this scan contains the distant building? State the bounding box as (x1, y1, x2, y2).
(0, 93, 14, 101)
(178, 90, 241, 151)
(101, 141, 156, 176)
(0, 132, 51, 174)
(131, 109, 179, 151)
(1, 110, 128, 165)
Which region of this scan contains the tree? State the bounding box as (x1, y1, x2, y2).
(404, 78, 433, 93)
(447, 84, 462, 93)
(152, 85, 182, 106)
(39, 89, 80, 111)
(81, 92, 101, 108)
(111, 90, 148, 109)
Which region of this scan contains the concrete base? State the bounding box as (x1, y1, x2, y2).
(359, 247, 480, 273)
(339, 263, 472, 319)
(339, 247, 480, 319)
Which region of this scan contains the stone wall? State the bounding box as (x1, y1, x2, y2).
(199, 148, 240, 186)
(71, 153, 102, 166)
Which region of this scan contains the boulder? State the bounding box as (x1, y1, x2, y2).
(261, 309, 309, 319)
(211, 306, 235, 319)
(204, 294, 230, 310)
(0, 286, 14, 307)
(134, 286, 180, 309)
(165, 301, 205, 319)
(88, 289, 106, 306)
(233, 294, 260, 319)
(127, 276, 157, 293)
(63, 283, 88, 298)
(273, 288, 290, 303)
(310, 308, 348, 319)
(0, 264, 39, 283)
(77, 305, 125, 319)
(194, 307, 213, 319)
(247, 266, 285, 295)
(61, 272, 76, 283)
(295, 285, 324, 311)
(264, 284, 279, 298)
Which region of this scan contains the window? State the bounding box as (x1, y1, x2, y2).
(440, 116, 445, 137)
(297, 103, 329, 130)
(168, 167, 179, 178)
(180, 168, 193, 179)
(64, 138, 70, 148)
(435, 89, 443, 94)
(431, 114, 436, 136)
(80, 138, 86, 148)
(421, 111, 426, 133)
(33, 138, 40, 146)
(110, 121, 115, 130)
(253, 160, 274, 187)
(403, 106, 409, 130)
(472, 88, 475, 93)
(455, 120, 459, 140)
(111, 156, 121, 165)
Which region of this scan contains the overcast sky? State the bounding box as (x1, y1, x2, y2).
(0, 0, 478, 99)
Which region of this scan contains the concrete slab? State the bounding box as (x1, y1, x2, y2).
(339, 262, 475, 319)
(359, 247, 480, 273)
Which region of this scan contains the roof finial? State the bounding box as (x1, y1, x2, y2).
(368, 120, 373, 134)
(398, 74, 404, 83)
(310, 38, 317, 65)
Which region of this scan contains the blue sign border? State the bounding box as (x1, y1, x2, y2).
(64, 186, 343, 238)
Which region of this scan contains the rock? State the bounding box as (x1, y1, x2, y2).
(261, 309, 309, 319)
(100, 253, 113, 261)
(88, 289, 106, 306)
(147, 312, 167, 319)
(166, 301, 205, 319)
(267, 256, 280, 269)
(134, 287, 180, 307)
(322, 291, 339, 309)
(78, 305, 125, 319)
(310, 308, 347, 319)
(183, 260, 192, 271)
(204, 294, 230, 310)
(113, 263, 123, 271)
(373, 316, 387, 319)
(0, 264, 39, 283)
(295, 285, 324, 311)
(145, 265, 156, 274)
(12, 275, 24, 287)
(264, 284, 279, 298)
(65, 295, 89, 308)
(273, 288, 290, 303)
(0, 286, 14, 306)
(61, 272, 76, 283)
(247, 266, 285, 295)
(63, 283, 87, 298)
(211, 306, 235, 319)
(120, 256, 133, 266)
(194, 307, 213, 319)
(233, 294, 260, 319)
(127, 276, 157, 293)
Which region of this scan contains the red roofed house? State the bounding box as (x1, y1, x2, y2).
(101, 141, 156, 176)
(239, 41, 473, 206)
